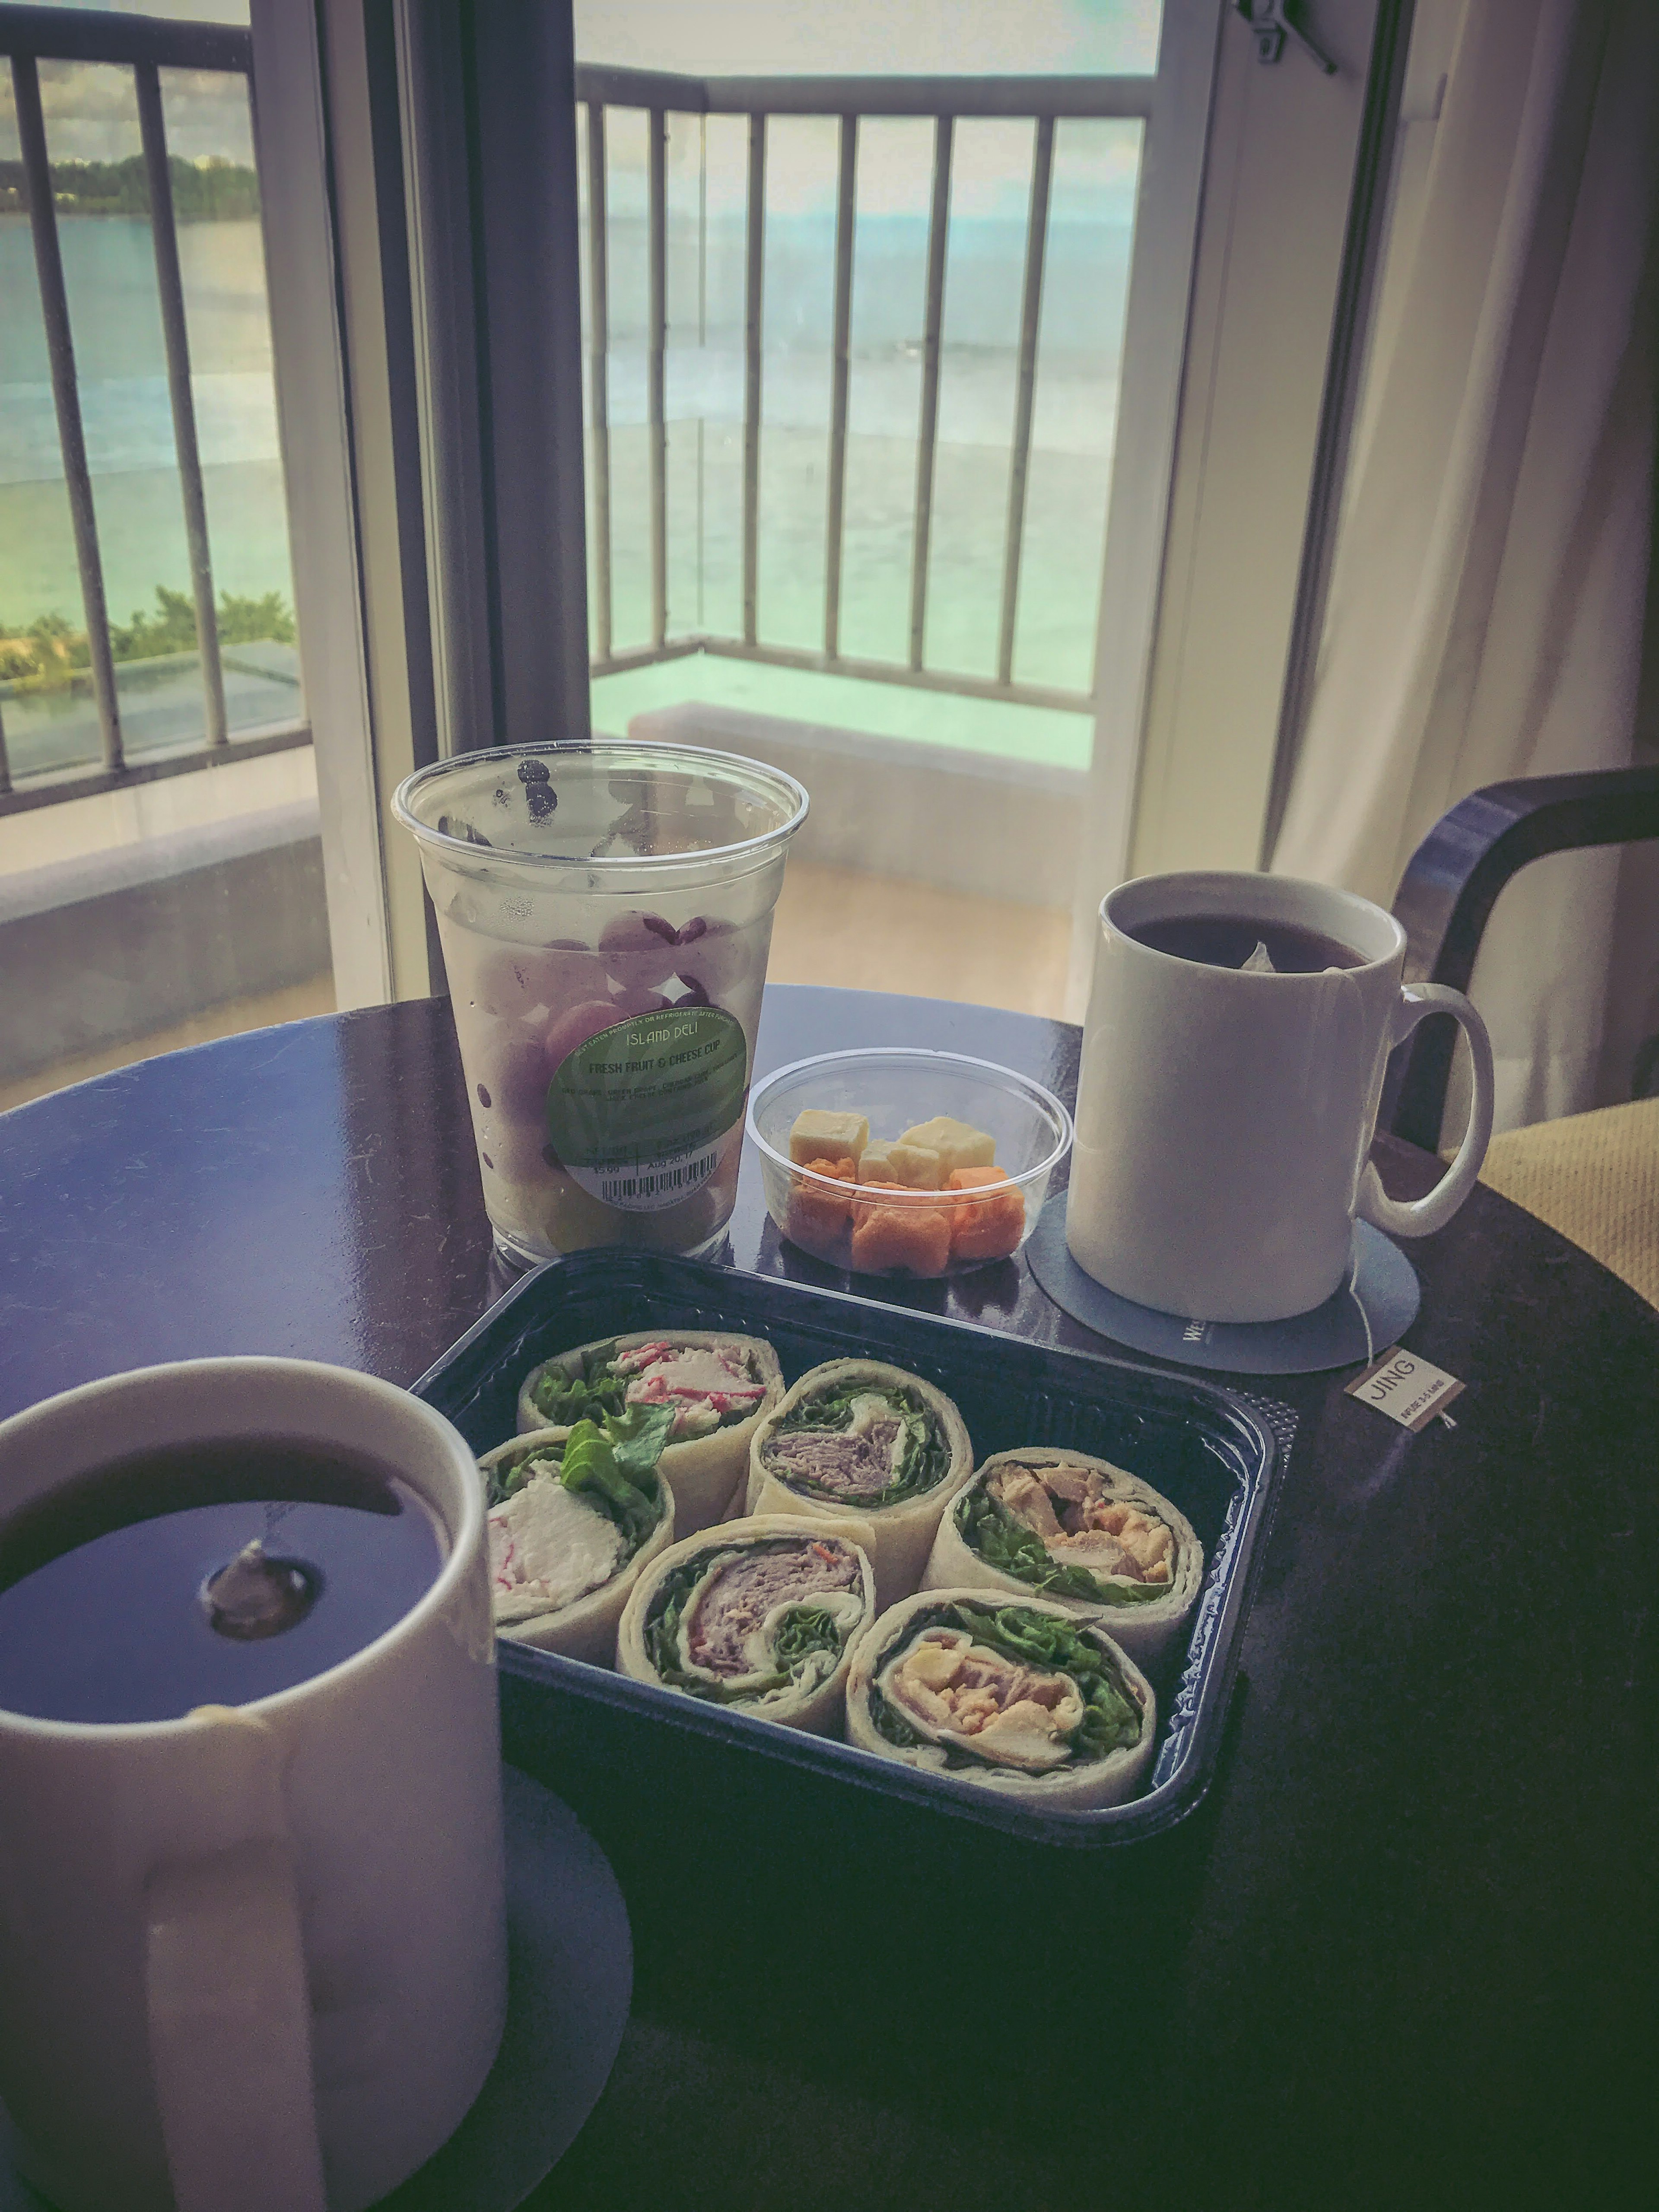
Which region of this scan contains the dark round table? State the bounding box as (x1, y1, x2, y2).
(1, 987, 1653, 2211)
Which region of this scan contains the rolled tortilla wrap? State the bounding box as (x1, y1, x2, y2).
(744, 1360, 973, 1608)
(617, 1515, 876, 1734)
(481, 1425, 674, 1665)
(518, 1330, 785, 1534)
(845, 1590, 1156, 1810)
(922, 1448, 1204, 1666)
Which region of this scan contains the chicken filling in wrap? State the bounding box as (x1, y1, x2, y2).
(530, 1338, 768, 1439)
(642, 1535, 866, 1703)
(487, 1407, 672, 1625)
(763, 1382, 951, 1506)
(869, 1602, 1145, 1773)
(958, 1462, 1177, 1607)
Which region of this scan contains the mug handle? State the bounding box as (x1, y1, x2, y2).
(144, 1710, 327, 2212)
(1356, 984, 1495, 1240)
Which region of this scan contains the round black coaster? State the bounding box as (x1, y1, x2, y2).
(1026, 1200, 1419, 1376)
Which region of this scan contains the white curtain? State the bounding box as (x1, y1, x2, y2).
(1271, 0, 1659, 1132)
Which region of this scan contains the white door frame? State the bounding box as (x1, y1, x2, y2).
(1068, 0, 1227, 1013)
(247, 0, 394, 1007)
(1068, 0, 1399, 1014)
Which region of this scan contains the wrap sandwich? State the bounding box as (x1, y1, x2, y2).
(617, 1514, 875, 1733)
(845, 1590, 1156, 1810)
(922, 1447, 1203, 1665)
(482, 1407, 675, 1663)
(517, 1329, 784, 1532)
(743, 1359, 973, 1605)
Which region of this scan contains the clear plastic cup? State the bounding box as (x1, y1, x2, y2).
(394, 743, 808, 1268)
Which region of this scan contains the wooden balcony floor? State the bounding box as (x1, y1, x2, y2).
(766, 862, 1068, 1019)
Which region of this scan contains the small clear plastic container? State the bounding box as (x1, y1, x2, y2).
(747, 1046, 1073, 1277)
(394, 743, 807, 1268)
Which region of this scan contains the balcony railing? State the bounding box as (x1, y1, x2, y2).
(0, 3, 309, 817)
(574, 63, 1154, 719)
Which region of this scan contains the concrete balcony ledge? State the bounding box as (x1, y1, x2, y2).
(624, 700, 1084, 910)
(0, 799, 329, 1081)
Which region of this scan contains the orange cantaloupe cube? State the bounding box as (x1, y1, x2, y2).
(850, 1198, 953, 1277)
(948, 1166, 1025, 1262)
(785, 1157, 857, 1255)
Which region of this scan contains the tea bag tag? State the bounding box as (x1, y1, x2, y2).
(1345, 1345, 1464, 1430)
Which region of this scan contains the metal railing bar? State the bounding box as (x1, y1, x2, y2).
(908, 113, 953, 673)
(0, 694, 11, 796)
(741, 111, 766, 647)
(695, 635, 1090, 716)
(135, 58, 227, 750)
(12, 52, 123, 775)
(586, 101, 613, 664)
(573, 64, 1154, 121)
(0, 4, 249, 72)
(647, 105, 668, 648)
(823, 112, 857, 662)
(0, 721, 311, 820)
(998, 114, 1054, 690)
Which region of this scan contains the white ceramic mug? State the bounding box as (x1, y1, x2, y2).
(1067, 871, 1495, 1324)
(0, 1359, 506, 2212)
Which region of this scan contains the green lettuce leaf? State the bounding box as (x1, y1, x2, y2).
(604, 1401, 677, 1478)
(529, 1340, 626, 1425)
(484, 1405, 669, 1557)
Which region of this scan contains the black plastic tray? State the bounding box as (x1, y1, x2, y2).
(413, 1251, 1290, 1853)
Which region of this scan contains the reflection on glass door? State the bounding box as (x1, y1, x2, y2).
(0, 1, 332, 1112)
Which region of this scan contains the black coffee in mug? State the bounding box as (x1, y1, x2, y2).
(0, 1437, 445, 1724)
(1129, 913, 1367, 973)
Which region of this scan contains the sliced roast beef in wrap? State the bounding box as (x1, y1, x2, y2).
(518, 1329, 784, 1534)
(617, 1515, 875, 1733)
(744, 1360, 973, 1606)
(481, 1408, 675, 1664)
(922, 1448, 1203, 1665)
(845, 1590, 1156, 1810)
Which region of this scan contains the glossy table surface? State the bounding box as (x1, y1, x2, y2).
(1, 986, 1654, 2209)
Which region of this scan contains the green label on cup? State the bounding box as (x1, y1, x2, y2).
(546, 1007, 747, 1213)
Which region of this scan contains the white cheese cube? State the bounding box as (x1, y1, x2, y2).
(897, 1115, 996, 1178)
(788, 1108, 869, 1170)
(859, 1139, 943, 1189)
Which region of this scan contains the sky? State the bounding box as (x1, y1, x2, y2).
(16, 2, 1162, 68)
(574, 2, 1161, 75)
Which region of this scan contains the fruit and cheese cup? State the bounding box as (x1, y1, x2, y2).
(746, 1048, 1072, 1278)
(395, 744, 807, 1268)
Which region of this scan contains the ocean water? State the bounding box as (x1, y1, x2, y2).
(1, 145, 1137, 776)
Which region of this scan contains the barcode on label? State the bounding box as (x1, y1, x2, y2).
(599, 1148, 718, 1204)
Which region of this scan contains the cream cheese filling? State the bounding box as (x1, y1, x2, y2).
(488, 1474, 626, 1623)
